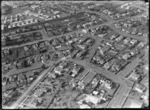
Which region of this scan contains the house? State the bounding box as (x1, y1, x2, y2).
(110, 34, 119, 40)
(91, 77, 99, 86)
(131, 30, 138, 35)
(115, 35, 124, 42)
(77, 80, 85, 90)
(137, 32, 143, 36)
(26, 57, 33, 65)
(31, 43, 39, 51)
(103, 62, 112, 70)
(18, 74, 25, 82)
(104, 79, 112, 89)
(122, 53, 131, 60)
(130, 39, 137, 46)
(76, 50, 88, 59)
(56, 45, 68, 52)
(93, 55, 105, 65)
(69, 78, 79, 88)
(78, 44, 87, 50)
(25, 71, 35, 78)
(140, 77, 148, 87)
(78, 37, 87, 44)
(79, 104, 91, 109)
(5, 82, 17, 90)
(2, 63, 11, 72)
(54, 66, 63, 75)
(39, 42, 47, 53)
(127, 70, 140, 81)
(34, 88, 46, 97)
(85, 38, 94, 46)
(123, 97, 143, 108)
(24, 45, 30, 52)
(107, 50, 118, 57)
(59, 61, 68, 69)
(30, 98, 38, 107)
(84, 94, 100, 105)
(99, 77, 106, 86)
(137, 42, 145, 49)
(70, 65, 83, 77)
(109, 62, 120, 73)
(34, 55, 41, 63)
(71, 49, 80, 58)
(123, 37, 131, 44)
(101, 44, 111, 53)
(133, 83, 146, 94)
(102, 54, 112, 62)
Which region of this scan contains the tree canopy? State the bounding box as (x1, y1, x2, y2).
(2, 5, 13, 15)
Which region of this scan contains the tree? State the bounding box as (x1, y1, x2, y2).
(2, 5, 13, 15)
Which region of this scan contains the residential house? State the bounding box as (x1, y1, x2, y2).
(5, 82, 17, 91)
(123, 97, 143, 108)
(127, 70, 141, 82)
(104, 79, 113, 89)
(25, 71, 35, 78)
(54, 66, 63, 76)
(133, 83, 147, 94)
(109, 62, 120, 73)
(59, 61, 68, 69)
(70, 65, 83, 77)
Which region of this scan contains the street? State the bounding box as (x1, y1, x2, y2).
(8, 59, 62, 109)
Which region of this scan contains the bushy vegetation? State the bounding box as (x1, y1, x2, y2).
(2, 5, 13, 15)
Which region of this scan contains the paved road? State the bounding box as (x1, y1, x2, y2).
(2, 7, 144, 50)
(109, 87, 131, 108)
(9, 61, 57, 109)
(61, 5, 147, 39)
(3, 63, 43, 78)
(2, 29, 45, 49)
(109, 24, 147, 42)
(118, 57, 141, 78)
(67, 58, 132, 108)
(67, 58, 125, 85)
(85, 36, 102, 63)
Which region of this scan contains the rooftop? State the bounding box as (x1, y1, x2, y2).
(123, 97, 143, 108)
